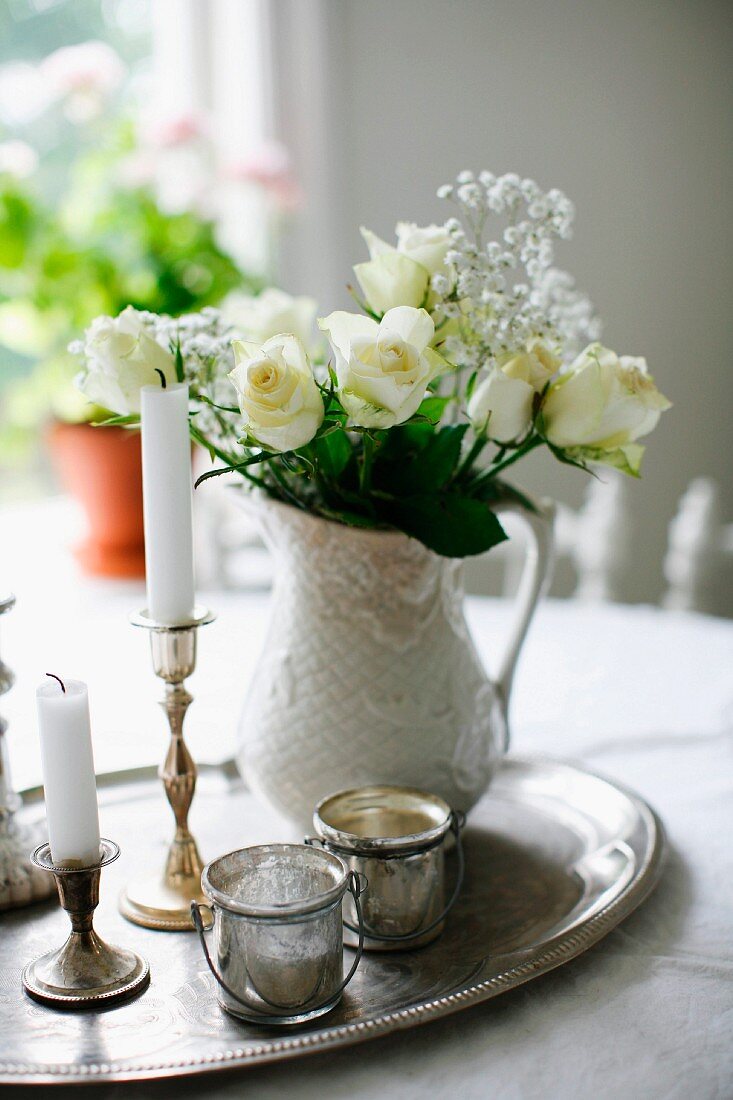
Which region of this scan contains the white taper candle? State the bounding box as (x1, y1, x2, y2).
(36, 676, 101, 866)
(140, 381, 196, 624)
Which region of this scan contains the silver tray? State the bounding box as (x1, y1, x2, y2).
(0, 755, 663, 1085)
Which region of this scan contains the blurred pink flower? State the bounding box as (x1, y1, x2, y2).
(40, 41, 125, 96)
(144, 112, 207, 149)
(223, 142, 302, 211)
(39, 41, 125, 121)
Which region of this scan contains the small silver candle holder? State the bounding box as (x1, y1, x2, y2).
(119, 606, 214, 931)
(0, 593, 55, 911)
(22, 839, 149, 1008)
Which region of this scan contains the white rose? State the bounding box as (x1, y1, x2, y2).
(76, 306, 176, 415)
(353, 222, 453, 315)
(468, 340, 560, 443)
(319, 306, 450, 429)
(542, 343, 671, 474)
(222, 287, 318, 351)
(229, 333, 324, 451)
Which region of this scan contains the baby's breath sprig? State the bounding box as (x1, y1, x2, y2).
(433, 170, 600, 372)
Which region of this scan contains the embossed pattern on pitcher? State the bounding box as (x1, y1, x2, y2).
(236, 494, 507, 830)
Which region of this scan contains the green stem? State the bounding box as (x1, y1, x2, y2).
(266, 460, 305, 510)
(454, 434, 488, 482)
(189, 424, 238, 468)
(469, 435, 544, 490)
(189, 424, 269, 491)
(359, 434, 375, 495)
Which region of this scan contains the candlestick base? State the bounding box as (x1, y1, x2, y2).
(23, 933, 149, 1008)
(119, 870, 205, 931)
(119, 831, 205, 930)
(22, 840, 150, 1009)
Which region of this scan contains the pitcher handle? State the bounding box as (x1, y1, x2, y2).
(492, 495, 555, 748)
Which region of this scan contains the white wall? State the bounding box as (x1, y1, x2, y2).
(271, 0, 733, 608)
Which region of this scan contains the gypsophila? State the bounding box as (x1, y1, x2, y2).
(530, 268, 602, 360)
(434, 170, 596, 368)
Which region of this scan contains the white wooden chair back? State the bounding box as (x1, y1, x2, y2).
(663, 478, 733, 614)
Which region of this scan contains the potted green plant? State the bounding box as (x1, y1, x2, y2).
(0, 41, 265, 574)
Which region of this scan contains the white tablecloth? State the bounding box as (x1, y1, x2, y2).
(2, 498, 732, 1099)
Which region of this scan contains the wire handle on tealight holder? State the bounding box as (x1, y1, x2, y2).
(307, 810, 466, 945)
(191, 870, 366, 1023)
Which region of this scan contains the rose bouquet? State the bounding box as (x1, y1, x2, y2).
(72, 170, 670, 558)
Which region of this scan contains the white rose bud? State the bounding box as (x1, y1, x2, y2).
(221, 287, 318, 352)
(542, 343, 671, 474)
(353, 222, 454, 316)
(229, 333, 324, 452)
(362, 222, 453, 276)
(499, 338, 560, 393)
(76, 306, 176, 415)
(468, 369, 534, 444)
(353, 251, 429, 315)
(394, 222, 453, 274)
(319, 306, 450, 429)
(468, 339, 560, 443)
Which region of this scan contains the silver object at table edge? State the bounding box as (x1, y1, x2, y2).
(0, 755, 665, 1085)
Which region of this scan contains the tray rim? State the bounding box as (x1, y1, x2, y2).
(0, 754, 665, 1085)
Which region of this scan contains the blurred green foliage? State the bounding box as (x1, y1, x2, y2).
(0, 122, 254, 458)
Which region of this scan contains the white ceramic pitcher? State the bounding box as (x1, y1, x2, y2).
(235, 491, 554, 831)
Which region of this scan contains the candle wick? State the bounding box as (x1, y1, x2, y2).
(155, 369, 167, 389)
(45, 672, 66, 694)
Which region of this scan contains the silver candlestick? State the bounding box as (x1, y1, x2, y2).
(119, 606, 214, 931)
(0, 593, 55, 911)
(22, 839, 149, 1008)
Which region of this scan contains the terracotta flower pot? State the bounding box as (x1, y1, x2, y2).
(47, 421, 145, 578)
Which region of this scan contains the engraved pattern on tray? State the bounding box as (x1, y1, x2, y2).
(0, 756, 663, 1084)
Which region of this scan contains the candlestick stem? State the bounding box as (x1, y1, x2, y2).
(160, 675, 202, 888)
(120, 607, 214, 931)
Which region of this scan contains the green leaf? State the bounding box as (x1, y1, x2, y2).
(188, 422, 217, 461)
(194, 452, 270, 489)
(468, 479, 540, 523)
(378, 491, 508, 558)
(378, 424, 468, 496)
(415, 395, 451, 424)
(372, 421, 434, 473)
(314, 429, 353, 480)
(92, 414, 140, 427)
(547, 443, 597, 476)
(174, 340, 184, 383)
(282, 449, 316, 478)
(465, 370, 478, 401)
(192, 392, 240, 414)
